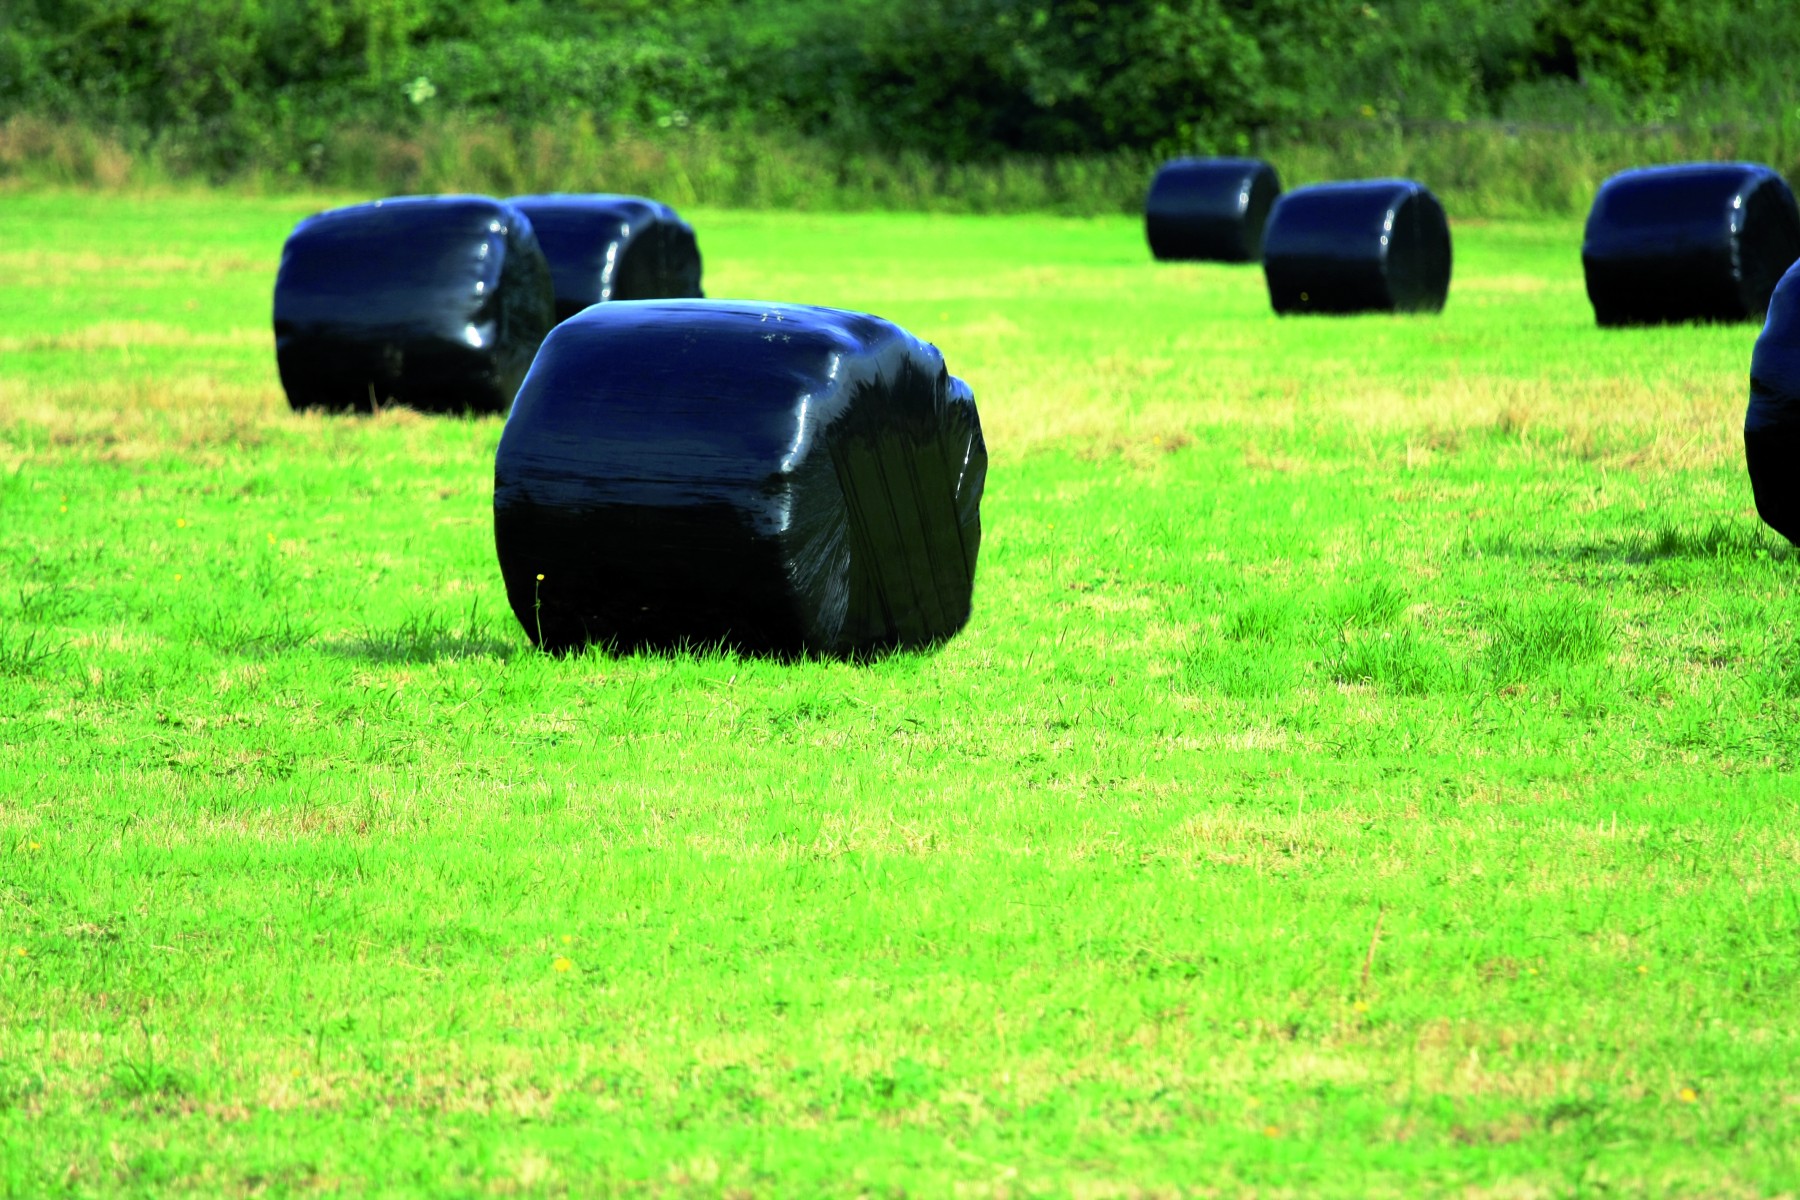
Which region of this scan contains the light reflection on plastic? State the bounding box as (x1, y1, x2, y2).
(600, 243, 620, 298)
(781, 394, 813, 474)
(463, 325, 484, 348)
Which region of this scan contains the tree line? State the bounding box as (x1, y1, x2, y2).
(1, 0, 1792, 179)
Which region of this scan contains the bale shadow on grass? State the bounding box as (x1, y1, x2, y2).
(527, 630, 943, 668)
(1465, 518, 1796, 565)
(320, 607, 523, 665)
(189, 606, 319, 658)
(322, 586, 965, 667)
(321, 616, 940, 667)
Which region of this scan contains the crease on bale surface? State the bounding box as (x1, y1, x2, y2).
(1746, 261, 1800, 543)
(492, 300, 986, 658)
(507, 194, 704, 323)
(1262, 179, 1452, 315)
(1583, 163, 1800, 327)
(272, 195, 554, 414)
(1144, 157, 1282, 263)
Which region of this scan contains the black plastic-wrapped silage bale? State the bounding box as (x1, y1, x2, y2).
(273, 195, 554, 414)
(507, 193, 704, 323)
(1582, 163, 1800, 326)
(493, 300, 987, 657)
(1144, 157, 1282, 262)
(1745, 262, 1800, 543)
(1261, 179, 1452, 315)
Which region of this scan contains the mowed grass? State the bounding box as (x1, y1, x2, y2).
(1, 190, 1798, 1198)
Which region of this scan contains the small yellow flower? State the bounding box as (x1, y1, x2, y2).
(1352, 1000, 1369, 1013)
(60, 506, 68, 514)
(1527, 967, 1538, 976)
(176, 518, 187, 528)
(560, 935, 573, 944)
(1262, 1124, 1280, 1138)
(27, 841, 41, 852)
(1637, 964, 1649, 974)
(173, 574, 182, 582)
(553, 956, 573, 973)
(536, 573, 545, 582)
(11, 947, 24, 958)
(1677, 1087, 1698, 1103)
(267, 533, 276, 545)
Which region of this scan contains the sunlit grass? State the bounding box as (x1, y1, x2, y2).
(0, 192, 1797, 1197)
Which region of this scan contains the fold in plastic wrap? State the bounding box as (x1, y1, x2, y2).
(492, 301, 987, 657)
(1583, 163, 1800, 327)
(273, 195, 554, 414)
(1746, 262, 1800, 543)
(1262, 179, 1452, 315)
(507, 194, 704, 323)
(1144, 157, 1282, 263)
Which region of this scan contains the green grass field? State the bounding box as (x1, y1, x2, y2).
(1, 191, 1797, 1197)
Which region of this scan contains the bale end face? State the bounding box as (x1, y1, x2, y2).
(1262, 180, 1451, 316)
(1584, 163, 1800, 327)
(493, 300, 986, 658)
(1144, 157, 1282, 263)
(272, 195, 554, 414)
(1747, 261, 1800, 544)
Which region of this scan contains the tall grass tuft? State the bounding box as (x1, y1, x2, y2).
(354, 604, 513, 664)
(0, 626, 68, 679)
(1482, 594, 1614, 684)
(1323, 625, 1463, 696)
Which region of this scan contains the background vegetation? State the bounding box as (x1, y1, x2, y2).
(3, 0, 1800, 214)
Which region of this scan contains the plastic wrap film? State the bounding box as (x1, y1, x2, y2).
(273, 195, 555, 414)
(1745, 262, 1800, 543)
(1583, 163, 1800, 327)
(508, 194, 704, 323)
(492, 300, 987, 658)
(1262, 179, 1452, 315)
(1144, 157, 1282, 262)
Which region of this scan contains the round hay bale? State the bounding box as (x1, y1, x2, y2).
(1746, 260, 1800, 543)
(1262, 179, 1452, 315)
(1583, 163, 1800, 327)
(508, 194, 703, 323)
(1144, 157, 1282, 263)
(493, 300, 987, 658)
(273, 195, 554, 414)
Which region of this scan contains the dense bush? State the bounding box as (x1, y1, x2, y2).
(0, 0, 1796, 195)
